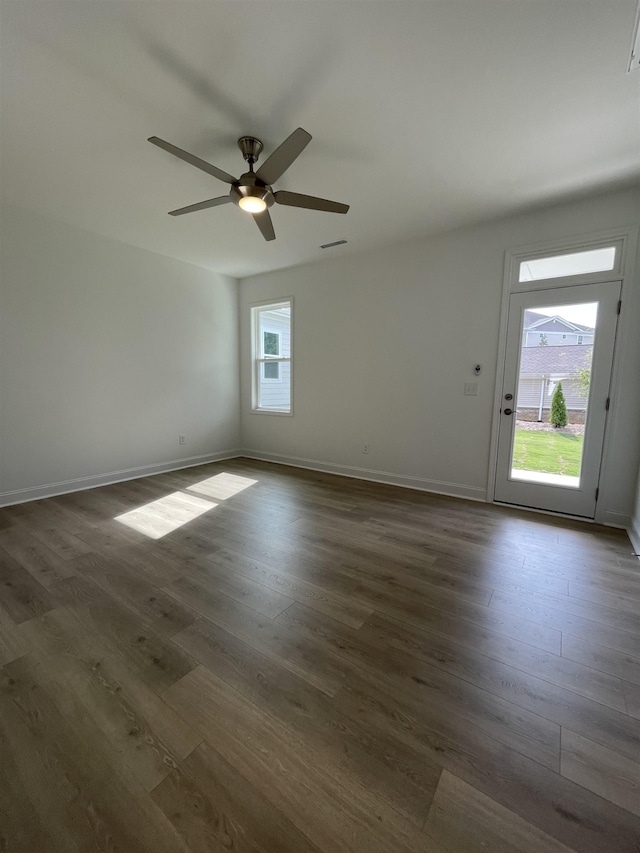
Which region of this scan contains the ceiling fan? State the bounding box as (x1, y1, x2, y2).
(148, 128, 349, 241)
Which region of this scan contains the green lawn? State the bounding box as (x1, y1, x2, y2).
(512, 430, 584, 476)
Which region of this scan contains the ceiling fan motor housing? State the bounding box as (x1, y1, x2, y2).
(231, 172, 275, 208)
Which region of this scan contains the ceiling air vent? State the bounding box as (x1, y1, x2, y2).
(320, 239, 347, 249)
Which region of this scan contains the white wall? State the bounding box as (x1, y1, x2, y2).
(239, 186, 640, 524)
(3, 189, 638, 528)
(0, 204, 240, 504)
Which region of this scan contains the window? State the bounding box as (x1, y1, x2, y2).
(578, 335, 583, 345)
(262, 331, 280, 380)
(518, 246, 616, 282)
(263, 362, 280, 380)
(264, 331, 279, 356)
(251, 299, 292, 413)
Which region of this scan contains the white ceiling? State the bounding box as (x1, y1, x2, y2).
(1, 1, 638, 279)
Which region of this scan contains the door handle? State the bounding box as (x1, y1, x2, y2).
(503, 408, 514, 415)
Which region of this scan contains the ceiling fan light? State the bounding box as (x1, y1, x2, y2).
(238, 195, 267, 213)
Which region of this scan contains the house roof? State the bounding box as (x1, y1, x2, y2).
(523, 311, 594, 333)
(1, 2, 638, 279)
(524, 311, 551, 326)
(520, 344, 592, 376)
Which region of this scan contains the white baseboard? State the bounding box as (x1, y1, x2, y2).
(0, 449, 242, 508)
(3, 447, 633, 544)
(240, 449, 487, 502)
(598, 509, 631, 530)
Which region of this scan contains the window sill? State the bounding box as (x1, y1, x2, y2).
(250, 408, 293, 417)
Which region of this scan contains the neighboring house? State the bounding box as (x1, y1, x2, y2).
(522, 310, 594, 347)
(516, 344, 592, 423)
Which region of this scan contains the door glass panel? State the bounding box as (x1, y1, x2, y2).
(511, 301, 598, 487)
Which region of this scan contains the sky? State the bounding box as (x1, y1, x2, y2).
(534, 302, 598, 328)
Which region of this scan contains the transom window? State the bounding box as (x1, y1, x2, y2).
(251, 299, 292, 413)
(518, 246, 616, 282)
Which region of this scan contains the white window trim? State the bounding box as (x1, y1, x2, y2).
(250, 297, 293, 416)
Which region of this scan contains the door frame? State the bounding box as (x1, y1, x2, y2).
(487, 226, 638, 525)
(494, 280, 620, 518)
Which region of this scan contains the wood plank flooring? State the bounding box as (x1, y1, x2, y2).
(1, 458, 640, 852)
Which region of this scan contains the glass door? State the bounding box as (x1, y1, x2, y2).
(494, 281, 620, 517)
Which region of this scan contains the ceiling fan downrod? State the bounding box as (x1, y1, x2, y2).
(237, 136, 264, 171)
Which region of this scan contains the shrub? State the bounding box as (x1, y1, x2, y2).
(550, 382, 568, 428)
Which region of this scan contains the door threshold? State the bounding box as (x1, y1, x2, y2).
(492, 500, 594, 524)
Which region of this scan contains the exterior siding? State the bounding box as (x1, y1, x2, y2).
(516, 375, 588, 422)
(516, 376, 545, 408)
(524, 331, 594, 346)
(522, 316, 594, 348)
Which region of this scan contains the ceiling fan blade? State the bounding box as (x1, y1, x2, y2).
(253, 209, 276, 241)
(255, 128, 312, 185)
(168, 196, 232, 216)
(274, 190, 349, 214)
(148, 136, 237, 184)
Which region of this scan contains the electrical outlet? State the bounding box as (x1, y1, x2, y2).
(178, 434, 186, 445)
(362, 443, 370, 454)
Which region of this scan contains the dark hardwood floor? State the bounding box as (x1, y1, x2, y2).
(1, 458, 639, 852)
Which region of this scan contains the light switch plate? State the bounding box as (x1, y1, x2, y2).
(464, 383, 479, 396)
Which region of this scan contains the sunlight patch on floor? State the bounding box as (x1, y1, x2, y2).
(115, 491, 216, 539)
(186, 472, 258, 500)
